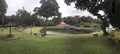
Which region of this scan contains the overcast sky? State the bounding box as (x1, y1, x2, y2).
(5, 0, 96, 18)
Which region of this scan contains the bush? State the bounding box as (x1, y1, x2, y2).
(46, 27, 93, 34)
(110, 30, 120, 43)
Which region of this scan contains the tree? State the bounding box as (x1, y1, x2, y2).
(65, 0, 109, 35)
(103, 0, 120, 29)
(0, 0, 8, 26)
(16, 8, 33, 27)
(34, 0, 61, 36)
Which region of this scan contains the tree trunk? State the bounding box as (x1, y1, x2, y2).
(31, 26, 33, 35)
(44, 17, 48, 36)
(103, 29, 108, 35)
(2, 14, 4, 26)
(102, 24, 109, 35)
(102, 20, 109, 36)
(97, 14, 109, 36)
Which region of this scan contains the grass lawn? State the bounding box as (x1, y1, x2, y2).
(24, 27, 42, 34)
(0, 27, 120, 54)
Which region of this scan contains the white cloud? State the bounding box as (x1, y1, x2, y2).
(6, 0, 22, 15)
(5, 0, 96, 18)
(6, 0, 40, 15)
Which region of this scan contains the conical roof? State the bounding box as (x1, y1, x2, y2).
(59, 20, 67, 25)
(57, 20, 70, 27)
(5, 22, 17, 27)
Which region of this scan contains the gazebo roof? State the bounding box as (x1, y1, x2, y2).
(5, 22, 17, 27)
(59, 20, 67, 25)
(57, 20, 70, 27)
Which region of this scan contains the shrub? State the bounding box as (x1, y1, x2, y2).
(110, 30, 120, 43)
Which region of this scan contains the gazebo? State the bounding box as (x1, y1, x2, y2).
(57, 20, 70, 28)
(5, 22, 17, 38)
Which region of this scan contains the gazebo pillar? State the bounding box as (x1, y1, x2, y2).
(9, 26, 12, 35)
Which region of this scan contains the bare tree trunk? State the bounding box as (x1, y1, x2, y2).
(2, 14, 4, 26)
(44, 17, 48, 36)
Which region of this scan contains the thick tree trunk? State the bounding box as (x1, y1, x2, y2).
(103, 29, 108, 35)
(102, 20, 109, 36)
(97, 14, 109, 36)
(102, 24, 109, 35)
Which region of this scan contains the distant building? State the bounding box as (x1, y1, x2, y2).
(57, 20, 70, 28)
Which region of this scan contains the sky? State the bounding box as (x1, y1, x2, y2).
(5, 0, 96, 18)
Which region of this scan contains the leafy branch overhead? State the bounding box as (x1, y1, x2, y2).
(65, 0, 120, 35)
(65, 0, 120, 29)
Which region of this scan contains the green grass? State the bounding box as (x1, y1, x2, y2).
(24, 27, 42, 33)
(110, 30, 120, 43)
(0, 27, 120, 54)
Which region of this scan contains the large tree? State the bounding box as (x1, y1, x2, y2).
(65, 0, 113, 35)
(0, 0, 8, 26)
(15, 8, 34, 27)
(103, 0, 120, 29)
(34, 0, 61, 36)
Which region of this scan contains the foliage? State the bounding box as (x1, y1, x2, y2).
(52, 17, 61, 26)
(63, 16, 101, 27)
(65, 0, 120, 29)
(0, 0, 7, 14)
(16, 8, 33, 26)
(7, 8, 45, 27)
(34, 0, 61, 18)
(65, 0, 105, 19)
(110, 30, 120, 43)
(43, 16, 101, 27)
(104, 0, 120, 29)
(64, 0, 112, 35)
(0, 0, 8, 25)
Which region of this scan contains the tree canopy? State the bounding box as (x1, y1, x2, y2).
(63, 16, 101, 27)
(16, 8, 33, 26)
(0, 0, 8, 25)
(34, 0, 61, 18)
(8, 8, 44, 27)
(0, 0, 7, 15)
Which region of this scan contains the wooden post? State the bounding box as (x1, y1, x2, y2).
(44, 17, 48, 36)
(9, 26, 12, 35)
(31, 26, 32, 35)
